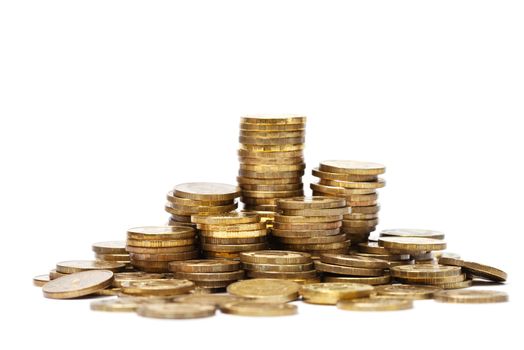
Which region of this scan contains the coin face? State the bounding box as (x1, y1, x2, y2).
(240, 250, 312, 264)
(173, 182, 241, 200)
(319, 160, 386, 175)
(56, 260, 125, 274)
(337, 297, 413, 311)
(220, 301, 297, 316)
(136, 303, 216, 319)
(434, 290, 508, 303)
(227, 278, 300, 302)
(378, 237, 447, 252)
(374, 284, 442, 299)
(380, 228, 445, 240)
(43, 270, 114, 299)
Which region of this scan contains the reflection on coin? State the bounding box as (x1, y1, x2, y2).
(337, 297, 413, 311)
(43, 270, 114, 299)
(221, 301, 297, 316)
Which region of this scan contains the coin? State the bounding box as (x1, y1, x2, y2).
(239, 169, 305, 178)
(342, 219, 379, 228)
(221, 301, 297, 316)
(199, 229, 267, 239)
(113, 272, 166, 287)
(166, 191, 233, 206)
(310, 183, 377, 196)
(239, 144, 304, 152)
(92, 241, 127, 254)
(168, 259, 241, 273)
(323, 275, 391, 285)
(242, 262, 314, 272)
(120, 279, 194, 296)
(378, 237, 447, 252)
(126, 238, 196, 248)
(278, 240, 350, 252)
(241, 115, 306, 125)
(129, 251, 199, 261)
(127, 226, 195, 240)
(281, 207, 349, 217)
(56, 260, 125, 274)
(90, 299, 141, 312)
(396, 273, 467, 285)
(165, 202, 237, 215)
(271, 228, 341, 238)
(314, 261, 384, 276)
(434, 290, 508, 303)
(374, 284, 441, 299)
(337, 297, 413, 311)
(173, 182, 240, 200)
(43, 270, 114, 299)
(319, 160, 385, 175)
(174, 294, 245, 307)
(240, 251, 312, 264)
(33, 274, 50, 287)
(246, 269, 317, 279)
(191, 212, 259, 225)
(276, 234, 347, 245)
(227, 278, 300, 302)
(318, 178, 385, 189)
(312, 168, 378, 182)
(241, 189, 304, 198)
(435, 279, 473, 289)
(277, 196, 347, 210)
(380, 228, 445, 240)
(137, 303, 216, 319)
(275, 214, 343, 223)
(350, 205, 380, 214)
(320, 254, 389, 269)
(299, 282, 374, 305)
(391, 264, 462, 278)
(125, 245, 198, 254)
(174, 270, 244, 282)
(201, 236, 266, 244)
(438, 257, 507, 282)
(202, 242, 268, 253)
(239, 183, 303, 191)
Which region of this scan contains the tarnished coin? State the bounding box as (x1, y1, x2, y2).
(121, 279, 194, 296)
(169, 259, 241, 273)
(277, 196, 347, 210)
(380, 228, 445, 240)
(438, 257, 507, 282)
(127, 226, 195, 240)
(173, 182, 240, 200)
(337, 297, 413, 311)
(378, 237, 447, 252)
(56, 260, 125, 274)
(137, 303, 216, 319)
(92, 241, 127, 254)
(174, 294, 246, 307)
(33, 274, 50, 287)
(300, 282, 374, 305)
(90, 299, 141, 312)
(191, 212, 259, 225)
(240, 250, 311, 264)
(434, 290, 508, 303)
(320, 254, 389, 269)
(221, 301, 297, 316)
(391, 264, 462, 278)
(227, 278, 300, 302)
(43, 270, 114, 299)
(374, 284, 442, 299)
(323, 275, 391, 285)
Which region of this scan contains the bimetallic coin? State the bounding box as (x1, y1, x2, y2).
(319, 160, 385, 175)
(221, 301, 297, 316)
(299, 282, 374, 305)
(137, 303, 216, 319)
(173, 182, 240, 200)
(43, 270, 114, 299)
(337, 297, 413, 311)
(380, 228, 445, 240)
(56, 260, 125, 274)
(434, 290, 508, 303)
(374, 284, 442, 299)
(227, 278, 300, 302)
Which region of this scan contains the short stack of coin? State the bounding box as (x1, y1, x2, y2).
(311, 160, 385, 245)
(272, 196, 350, 257)
(238, 115, 306, 215)
(240, 250, 318, 283)
(165, 182, 240, 227)
(50, 260, 125, 281)
(317, 253, 391, 285)
(192, 212, 268, 260)
(380, 228, 445, 265)
(169, 259, 244, 291)
(92, 241, 133, 270)
(126, 226, 199, 273)
(353, 240, 415, 266)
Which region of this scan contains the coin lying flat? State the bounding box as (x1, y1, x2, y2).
(174, 294, 246, 307)
(378, 237, 446, 252)
(314, 261, 385, 277)
(299, 283, 374, 305)
(169, 259, 241, 273)
(127, 226, 195, 240)
(121, 279, 195, 296)
(240, 250, 311, 264)
(136, 303, 216, 319)
(241, 115, 306, 125)
(90, 298, 141, 312)
(337, 297, 413, 311)
(320, 254, 389, 269)
(227, 278, 300, 303)
(191, 212, 260, 225)
(221, 301, 297, 316)
(391, 264, 462, 278)
(277, 196, 347, 210)
(438, 257, 507, 282)
(92, 241, 127, 254)
(56, 260, 125, 274)
(380, 228, 445, 240)
(33, 274, 50, 287)
(319, 160, 386, 175)
(312, 168, 378, 182)
(43, 270, 114, 299)
(173, 182, 240, 200)
(323, 275, 391, 285)
(434, 290, 508, 303)
(374, 284, 442, 300)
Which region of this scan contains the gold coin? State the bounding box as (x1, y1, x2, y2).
(237, 177, 300, 186)
(201, 242, 268, 253)
(239, 136, 305, 145)
(227, 278, 300, 302)
(49, 269, 67, 280)
(197, 222, 266, 232)
(239, 130, 305, 138)
(240, 162, 305, 171)
(242, 262, 314, 272)
(92, 241, 127, 254)
(241, 197, 279, 205)
(112, 272, 166, 287)
(203, 251, 241, 259)
(271, 227, 341, 238)
(323, 275, 391, 285)
(239, 144, 304, 152)
(273, 221, 342, 230)
(200, 229, 267, 239)
(240, 250, 312, 264)
(320, 253, 389, 269)
(391, 264, 461, 278)
(380, 228, 445, 240)
(344, 213, 378, 220)
(174, 294, 246, 307)
(56, 260, 125, 274)
(246, 269, 317, 279)
(342, 219, 379, 228)
(279, 240, 350, 251)
(43, 270, 114, 299)
(168, 214, 192, 223)
(241, 189, 304, 199)
(438, 257, 507, 282)
(239, 169, 304, 179)
(319, 160, 385, 175)
(275, 234, 347, 245)
(240, 123, 305, 132)
(240, 158, 305, 167)
(337, 297, 413, 311)
(166, 191, 234, 206)
(168, 259, 240, 274)
(165, 202, 237, 215)
(374, 284, 442, 299)
(90, 299, 141, 312)
(191, 212, 259, 225)
(241, 115, 306, 125)
(310, 183, 377, 196)
(275, 214, 343, 223)
(33, 274, 50, 287)
(95, 253, 130, 262)
(314, 261, 384, 276)
(136, 303, 216, 319)
(173, 182, 240, 200)
(319, 178, 386, 190)
(174, 270, 244, 282)
(356, 241, 389, 254)
(125, 245, 198, 254)
(221, 301, 297, 316)
(126, 238, 196, 248)
(434, 289, 508, 303)
(396, 273, 466, 285)
(435, 279, 473, 289)
(239, 183, 303, 192)
(312, 168, 378, 182)
(121, 279, 194, 296)
(299, 282, 374, 305)
(378, 236, 446, 252)
(199, 234, 265, 244)
(277, 196, 346, 210)
(281, 207, 349, 217)
(128, 251, 198, 262)
(351, 205, 380, 214)
(238, 148, 303, 158)
(127, 226, 195, 240)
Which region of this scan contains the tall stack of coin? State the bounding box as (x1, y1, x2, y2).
(92, 241, 132, 270)
(165, 182, 240, 227)
(169, 259, 244, 291)
(311, 160, 385, 245)
(272, 197, 350, 257)
(240, 251, 318, 283)
(191, 212, 268, 260)
(238, 115, 306, 218)
(126, 226, 199, 273)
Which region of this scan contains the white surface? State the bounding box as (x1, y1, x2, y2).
(1, 1, 522, 349)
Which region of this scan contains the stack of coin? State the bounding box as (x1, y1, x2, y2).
(238, 115, 306, 216)
(192, 212, 268, 260)
(353, 240, 415, 267)
(380, 229, 446, 265)
(390, 264, 471, 289)
(272, 196, 350, 257)
(311, 160, 385, 245)
(317, 253, 391, 285)
(169, 259, 244, 291)
(165, 182, 240, 227)
(92, 241, 132, 270)
(48, 260, 125, 281)
(126, 226, 199, 272)
(239, 250, 318, 283)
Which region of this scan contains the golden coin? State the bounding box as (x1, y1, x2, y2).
(174, 270, 244, 282)
(240, 250, 311, 264)
(197, 222, 266, 232)
(239, 183, 303, 192)
(239, 169, 304, 179)
(379, 237, 446, 252)
(92, 241, 127, 254)
(438, 257, 507, 282)
(227, 278, 301, 302)
(43, 270, 114, 299)
(129, 251, 199, 262)
(279, 240, 350, 251)
(323, 275, 391, 285)
(240, 130, 305, 138)
(319, 160, 385, 175)
(166, 191, 234, 206)
(238, 148, 303, 158)
(374, 284, 441, 299)
(318, 178, 386, 190)
(173, 182, 240, 200)
(137, 303, 216, 319)
(356, 241, 389, 254)
(240, 159, 305, 168)
(310, 183, 377, 196)
(127, 226, 195, 240)
(49, 269, 67, 280)
(201, 236, 266, 245)
(167, 259, 239, 273)
(434, 290, 508, 303)
(90, 299, 141, 312)
(221, 301, 297, 316)
(202, 242, 267, 253)
(391, 264, 461, 278)
(243, 205, 278, 212)
(351, 205, 380, 214)
(191, 212, 259, 225)
(241, 115, 306, 125)
(240, 123, 305, 132)
(175, 294, 246, 307)
(237, 177, 300, 187)
(314, 261, 384, 276)
(396, 273, 467, 284)
(56, 260, 125, 274)
(241, 189, 304, 199)
(380, 228, 445, 240)
(120, 279, 194, 296)
(299, 282, 374, 305)
(95, 254, 130, 262)
(239, 136, 305, 145)
(33, 274, 50, 287)
(312, 168, 378, 182)
(320, 253, 389, 269)
(200, 229, 267, 239)
(242, 261, 314, 272)
(271, 228, 341, 238)
(168, 214, 193, 223)
(277, 196, 346, 210)
(276, 234, 347, 245)
(281, 207, 349, 217)
(125, 245, 197, 254)
(344, 213, 378, 220)
(246, 269, 317, 279)
(165, 202, 237, 215)
(342, 219, 379, 228)
(112, 272, 166, 287)
(203, 251, 241, 259)
(435, 279, 473, 289)
(241, 197, 279, 205)
(274, 214, 343, 223)
(239, 144, 304, 152)
(273, 221, 342, 230)
(337, 297, 413, 311)
(191, 280, 231, 289)
(126, 238, 196, 248)
(240, 162, 305, 171)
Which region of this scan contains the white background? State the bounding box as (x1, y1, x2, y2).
(1, 1, 522, 349)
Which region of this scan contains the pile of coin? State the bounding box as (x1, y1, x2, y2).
(165, 182, 240, 227)
(272, 197, 350, 256)
(126, 226, 199, 272)
(92, 241, 132, 270)
(191, 212, 268, 260)
(239, 250, 318, 283)
(169, 259, 244, 291)
(311, 160, 385, 245)
(316, 253, 391, 285)
(237, 115, 306, 217)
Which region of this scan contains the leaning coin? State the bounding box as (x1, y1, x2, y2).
(43, 270, 114, 299)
